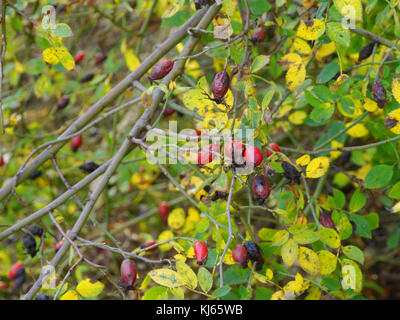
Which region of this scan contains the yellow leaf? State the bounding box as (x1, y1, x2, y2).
(296, 19, 325, 41)
(292, 37, 312, 56)
(55, 47, 75, 71)
(60, 290, 79, 300)
(168, 208, 186, 230)
(346, 123, 368, 138)
(175, 261, 198, 289)
(334, 0, 363, 21)
(271, 290, 285, 300)
(385, 108, 400, 134)
(286, 63, 306, 91)
(298, 246, 320, 275)
(330, 140, 343, 159)
(158, 230, 175, 252)
(393, 78, 400, 104)
(306, 157, 330, 178)
(281, 238, 299, 267)
(288, 110, 307, 125)
(148, 268, 183, 288)
(223, 249, 235, 265)
(363, 98, 378, 112)
(296, 154, 310, 166)
(283, 273, 309, 296)
(279, 53, 303, 67)
(316, 42, 336, 61)
(76, 279, 104, 298)
(318, 250, 337, 275)
(42, 48, 59, 65)
(125, 49, 141, 72)
(266, 268, 274, 280)
(174, 254, 187, 262)
(305, 285, 322, 300)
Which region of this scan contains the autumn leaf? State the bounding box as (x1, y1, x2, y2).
(296, 19, 325, 41)
(306, 157, 330, 179)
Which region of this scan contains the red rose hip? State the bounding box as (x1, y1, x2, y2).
(149, 59, 174, 81)
(8, 262, 24, 280)
(266, 142, 280, 157)
(244, 146, 263, 166)
(142, 241, 158, 252)
(70, 135, 82, 151)
(232, 244, 248, 268)
(212, 71, 230, 101)
(194, 241, 208, 265)
(251, 28, 267, 43)
(225, 140, 245, 163)
(0, 155, 4, 167)
(74, 50, 85, 64)
(120, 259, 137, 286)
(95, 52, 107, 65)
(158, 202, 169, 219)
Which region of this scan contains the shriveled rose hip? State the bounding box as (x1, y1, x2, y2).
(149, 60, 174, 81)
(212, 71, 230, 101)
(121, 259, 137, 286)
(251, 28, 267, 43)
(95, 52, 107, 65)
(57, 96, 70, 109)
(358, 42, 375, 62)
(372, 80, 386, 108)
(194, 241, 208, 265)
(252, 174, 271, 202)
(319, 213, 335, 229)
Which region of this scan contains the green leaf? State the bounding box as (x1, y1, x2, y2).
(322, 277, 341, 291)
(52, 23, 73, 37)
(261, 88, 276, 111)
(197, 267, 213, 293)
(364, 212, 379, 230)
(365, 165, 394, 189)
(258, 227, 277, 241)
(251, 55, 270, 73)
(343, 245, 364, 264)
(142, 286, 169, 300)
(333, 189, 346, 209)
(349, 213, 372, 239)
(389, 181, 400, 199)
(293, 229, 319, 244)
(310, 103, 335, 124)
(316, 62, 339, 84)
(317, 228, 341, 248)
(248, 0, 271, 15)
(281, 239, 299, 267)
(349, 189, 366, 212)
(326, 22, 350, 47)
(213, 285, 231, 298)
(332, 211, 353, 240)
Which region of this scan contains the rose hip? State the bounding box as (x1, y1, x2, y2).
(212, 71, 230, 101)
(265, 142, 280, 158)
(194, 241, 208, 265)
(149, 60, 174, 81)
(244, 146, 263, 166)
